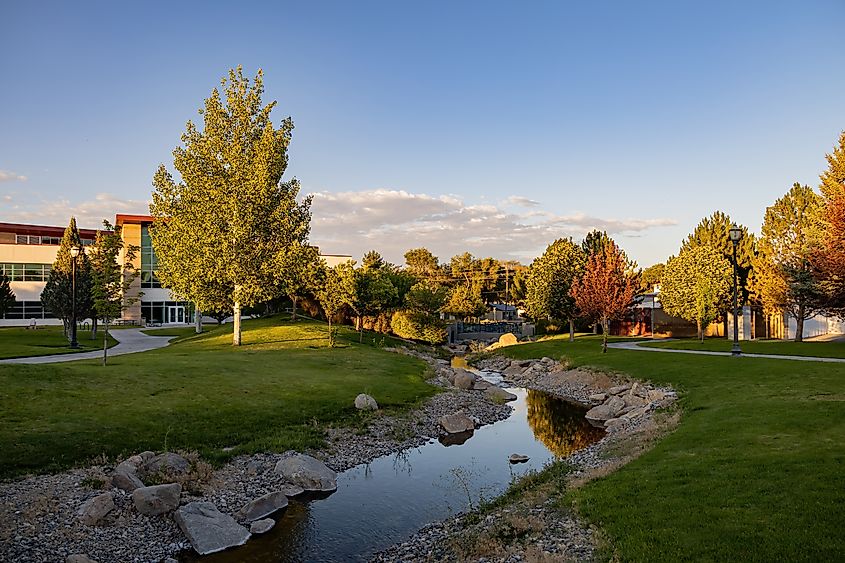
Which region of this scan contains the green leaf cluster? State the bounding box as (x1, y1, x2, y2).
(524, 238, 586, 323)
(40, 217, 94, 334)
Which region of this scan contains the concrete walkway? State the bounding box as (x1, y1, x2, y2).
(0, 328, 175, 365)
(606, 339, 845, 363)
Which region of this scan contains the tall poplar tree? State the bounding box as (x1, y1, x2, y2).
(524, 238, 586, 340)
(758, 183, 824, 341)
(816, 131, 845, 314)
(40, 217, 94, 338)
(150, 67, 312, 346)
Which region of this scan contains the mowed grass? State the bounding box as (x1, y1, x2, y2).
(497, 334, 845, 562)
(641, 337, 845, 358)
(0, 318, 435, 479)
(0, 326, 117, 360)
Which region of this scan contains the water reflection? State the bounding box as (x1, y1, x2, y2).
(526, 389, 605, 458)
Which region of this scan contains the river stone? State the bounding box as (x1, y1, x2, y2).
(237, 491, 288, 522)
(111, 461, 144, 492)
(608, 384, 631, 395)
(624, 394, 648, 408)
(78, 492, 115, 526)
(472, 379, 492, 390)
(585, 396, 625, 423)
(502, 364, 525, 377)
(589, 393, 607, 403)
(250, 518, 276, 535)
(622, 406, 649, 420)
(509, 453, 529, 463)
(145, 452, 190, 476)
(274, 453, 338, 492)
(604, 417, 626, 429)
(132, 483, 181, 516)
(66, 555, 98, 563)
(354, 393, 378, 410)
(453, 370, 475, 390)
(498, 332, 518, 346)
(282, 484, 305, 497)
(439, 411, 475, 434)
(647, 389, 667, 402)
(484, 387, 517, 403)
(174, 501, 251, 555)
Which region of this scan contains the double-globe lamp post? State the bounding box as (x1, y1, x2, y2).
(69, 245, 81, 349)
(729, 225, 743, 357)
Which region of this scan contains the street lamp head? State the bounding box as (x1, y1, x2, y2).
(70, 246, 81, 258)
(728, 224, 743, 244)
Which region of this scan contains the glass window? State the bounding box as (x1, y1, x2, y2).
(9, 264, 23, 281)
(16, 235, 27, 244)
(24, 264, 43, 281)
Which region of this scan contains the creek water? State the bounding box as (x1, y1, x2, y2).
(188, 371, 604, 562)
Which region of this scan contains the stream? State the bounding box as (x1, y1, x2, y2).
(188, 369, 604, 562)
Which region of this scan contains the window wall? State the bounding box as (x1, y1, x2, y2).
(1, 300, 54, 319)
(140, 225, 161, 288)
(1, 263, 52, 281)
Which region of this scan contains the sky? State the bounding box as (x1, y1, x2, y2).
(1, 1, 843, 267)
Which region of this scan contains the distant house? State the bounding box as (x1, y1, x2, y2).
(484, 303, 519, 322)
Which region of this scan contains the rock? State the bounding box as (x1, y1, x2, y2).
(453, 370, 476, 390)
(438, 430, 474, 446)
(439, 411, 475, 434)
(472, 379, 492, 390)
(624, 394, 648, 408)
(589, 393, 607, 403)
(604, 417, 626, 429)
(131, 483, 181, 516)
(354, 393, 378, 410)
(77, 492, 114, 526)
(66, 555, 98, 563)
(585, 396, 625, 423)
(647, 389, 667, 402)
(274, 453, 338, 492)
(250, 518, 276, 534)
(144, 452, 190, 476)
(237, 491, 289, 522)
(608, 384, 631, 395)
(509, 453, 529, 463)
(622, 406, 649, 420)
(111, 461, 144, 492)
(281, 484, 305, 497)
(502, 364, 525, 377)
(498, 332, 518, 346)
(174, 501, 251, 556)
(139, 450, 155, 462)
(484, 387, 517, 403)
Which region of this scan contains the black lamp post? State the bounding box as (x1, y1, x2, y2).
(69, 245, 81, 349)
(729, 225, 743, 356)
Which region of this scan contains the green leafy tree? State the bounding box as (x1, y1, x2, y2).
(405, 280, 449, 316)
(640, 262, 665, 292)
(660, 246, 732, 341)
(277, 245, 319, 321)
(40, 217, 94, 339)
(91, 221, 140, 365)
(350, 267, 398, 342)
(442, 283, 486, 321)
(749, 247, 785, 338)
(581, 230, 611, 256)
(362, 250, 385, 272)
(525, 238, 586, 341)
(390, 310, 447, 344)
(314, 261, 356, 347)
(0, 273, 14, 317)
(404, 247, 441, 279)
(150, 67, 312, 346)
(815, 131, 845, 314)
(758, 183, 825, 341)
(570, 239, 638, 352)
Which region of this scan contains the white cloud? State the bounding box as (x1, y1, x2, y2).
(0, 170, 27, 183)
(309, 189, 677, 264)
(2, 193, 149, 228)
(501, 195, 540, 207)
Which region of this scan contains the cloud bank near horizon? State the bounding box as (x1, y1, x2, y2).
(2, 188, 676, 264)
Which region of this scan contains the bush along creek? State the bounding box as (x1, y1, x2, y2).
(0, 348, 677, 563)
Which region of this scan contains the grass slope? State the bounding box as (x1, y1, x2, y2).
(642, 337, 845, 358)
(0, 318, 435, 479)
(497, 334, 845, 562)
(0, 326, 117, 360)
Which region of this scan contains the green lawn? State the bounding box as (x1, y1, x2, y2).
(0, 326, 118, 360)
(0, 318, 435, 479)
(497, 334, 845, 562)
(141, 324, 225, 343)
(641, 337, 845, 358)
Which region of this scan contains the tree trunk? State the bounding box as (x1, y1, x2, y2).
(290, 295, 298, 321)
(592, 322, 598, 334)
(765, 315, 770, 340)
(795, 306, 805, 342)
(568, 318, 575, 342)
(601, 316, 609, 353)
(358, 315, 364, 343)
(102, 320, 109, 366)
(750, 308, 756, 340)
(233, 300, 242, 346)
(327, 316, 334, 347)
(195, 303, 202, 334)
(697, 318, 703, 341)
(91, 317, 98, 340)
(722, 316, 729, 339)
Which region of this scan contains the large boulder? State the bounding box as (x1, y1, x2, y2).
(484, 387, 517, 403)
(354, 393, 378, 411)
(498, 332, 518, 346)
(132, 483, 181, 516)
(439, 411, 475, 434)
(78, 492, 114, 526)
(174, 501, 251, 556)
(274, 454, 338, 492)
(585, 395, 625, 424)
(236, 491, 289, 522)
(144, 452, 190, 477)
(111, 460, 144, 492)
(472, 379, 492, 391)
(453, 370, 475, 390)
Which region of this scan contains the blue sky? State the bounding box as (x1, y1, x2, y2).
(1, 1, 843, 266)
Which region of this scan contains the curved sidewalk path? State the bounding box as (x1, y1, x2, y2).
(0, 329, 175, 365)
(607, 340, 845, 363)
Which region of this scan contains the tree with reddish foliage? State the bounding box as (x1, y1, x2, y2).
(816, 131, 845, 315)
(570, 240, 639, 353)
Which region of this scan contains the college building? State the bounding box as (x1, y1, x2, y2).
(1, 215, 351, 327)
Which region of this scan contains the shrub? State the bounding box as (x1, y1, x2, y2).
(390, 310, 447, 344)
